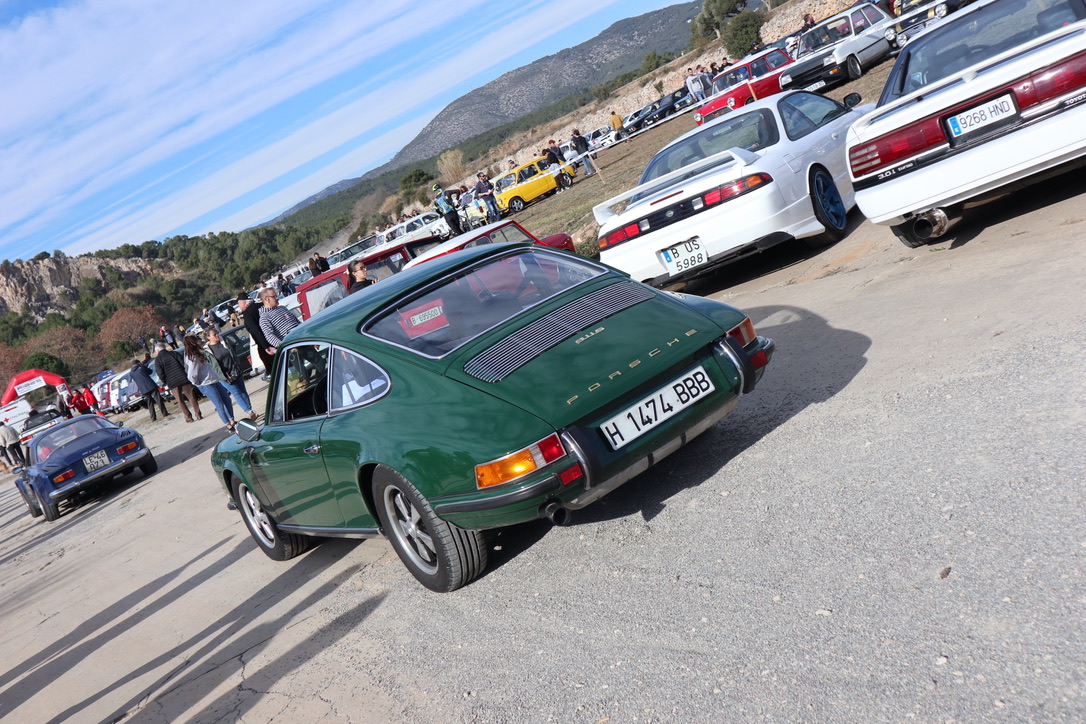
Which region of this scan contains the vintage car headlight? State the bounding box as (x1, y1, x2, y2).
(885, 27, 897, 41)
(693, 112, 702, 123)
(822, 56, 836, 67)
(727, 96, 737, 108)
(780, 73, 792, 86)
(935, 2, 948, 17)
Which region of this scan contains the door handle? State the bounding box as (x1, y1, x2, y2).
(304, 444, 321, 454)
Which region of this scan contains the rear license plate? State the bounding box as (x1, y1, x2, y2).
(600, 366, 716, 450)
(946, 93, 1017, 138)
(805, 80, 827, 91)
(83, 450, 110, 472)
(660, 237, 707, 275)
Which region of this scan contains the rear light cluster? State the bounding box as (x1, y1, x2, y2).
(599, 173, 773, 250)
(849, 50, 1086, 179)
(475, 433, 566, 489)
(53, 470, 76, 484)
(727, 318, 769, 371)
(117, 442, 138, 454)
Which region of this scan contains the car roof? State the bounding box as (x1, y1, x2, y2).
(405, 220, 537, 268)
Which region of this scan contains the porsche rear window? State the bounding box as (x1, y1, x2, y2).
(365, 250, 605, 358)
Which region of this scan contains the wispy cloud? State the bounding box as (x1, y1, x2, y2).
(0, 0, 662, 259)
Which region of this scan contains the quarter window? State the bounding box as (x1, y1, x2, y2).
(271, 344, 330, 422)
(330, 348, 389, 409)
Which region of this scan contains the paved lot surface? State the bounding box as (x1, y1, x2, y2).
(1, 171, 1084, 723)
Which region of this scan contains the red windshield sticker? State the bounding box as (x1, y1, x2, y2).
(399, 299, 448, 339)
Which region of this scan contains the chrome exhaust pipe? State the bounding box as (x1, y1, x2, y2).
(911, 207, 962, 240)
(540, 500, 572, 526)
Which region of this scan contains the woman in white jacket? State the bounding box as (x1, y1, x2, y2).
(183, 334, 236, 431)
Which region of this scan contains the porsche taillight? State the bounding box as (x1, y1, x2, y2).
(727, 318, 769, 370)
(475, 433, 566, 489)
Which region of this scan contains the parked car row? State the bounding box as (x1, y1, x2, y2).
(595, 0, 1086, 288)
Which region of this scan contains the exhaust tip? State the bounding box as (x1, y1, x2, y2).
(540, 500, 572, 526)
(912, 208, 955, 240)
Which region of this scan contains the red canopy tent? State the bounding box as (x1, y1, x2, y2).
(1, 369, 70, 405)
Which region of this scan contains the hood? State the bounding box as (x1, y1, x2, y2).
(446, 284, 726, 428)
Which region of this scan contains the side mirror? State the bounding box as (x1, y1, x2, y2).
(843, 92, 862, 108)
(115, 420, 124, 428)
(234, 418, 261, 442)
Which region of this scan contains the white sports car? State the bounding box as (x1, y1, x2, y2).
(594, 91, 869, 288)
(847, 0, 1086, 247)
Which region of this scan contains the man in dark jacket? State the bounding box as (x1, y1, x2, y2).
(153, 343, 203, 422)
(238, 293, 274, 379)
(130, 357, 169, 421)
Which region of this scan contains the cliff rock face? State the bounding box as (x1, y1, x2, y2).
(0, 257, 162, 319)
(761, 0, 854, 44)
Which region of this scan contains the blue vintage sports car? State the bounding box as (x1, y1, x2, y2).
(14, 415, 157, 522)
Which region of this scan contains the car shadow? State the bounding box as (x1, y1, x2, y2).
(936, 164, 1086, 250)
(567, 304, 870, 526)
(684, 211, 866, 294)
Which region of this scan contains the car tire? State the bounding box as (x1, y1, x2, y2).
(847, 55, 863, 80)
(807, 166, 848, 245)
(141, 453, 158, 476)
(373, 465, 487, 592)
(890, 222, 930, 248)
(234, 479, 309, 561)
(558, 173, 573, 190)
(20, 484, 42, 518)
(509, 197, 525, 213)
(36, 488, 60, 522)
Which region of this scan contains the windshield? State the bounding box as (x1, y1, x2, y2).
(366, 250, 605, 358)
(495, 173, 518, 192)
(797, 16, 852, 57)
(880, 0, 1084, 103)
(637, 109, 779, 190)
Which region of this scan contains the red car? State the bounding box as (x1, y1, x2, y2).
(403, 219, 576, 269)
(693, 48, 794, 125)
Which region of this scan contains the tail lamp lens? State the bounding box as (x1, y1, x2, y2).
(727, 318, 757, 347)
(475, 433, 566, 489)
(53, 470, 75, 484)
(117, 442, 138, 454)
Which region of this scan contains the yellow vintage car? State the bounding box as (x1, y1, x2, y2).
(494, 156, 577, 214)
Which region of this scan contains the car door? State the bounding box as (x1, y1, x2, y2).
(524, 162, 552, 200)
(778, 93, 858, 201)
(248, 342, 345, 528)
(317, 346, 393, 528)
(851, 7, 890, 64)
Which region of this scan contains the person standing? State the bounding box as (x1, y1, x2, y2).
(609, 109, 625, 140)
(0, 421, 24, 467)
(570, 129, 595, 177)
(474, 172, 501, 224)
(153, 342, 202, 422)
(432, 185, 463, 236)
(204, 328, 259, 423)
(183, 335, 236, 432)
(160, 324, 178, 350)
(685, 68, 706, 102)
(238, 293, 275, 379)
(129, 357, 169, 421)
(258, 288, 301, 353)
(348, 259, 375, 294)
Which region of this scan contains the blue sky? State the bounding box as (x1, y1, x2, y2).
(0, 0, 688, 260)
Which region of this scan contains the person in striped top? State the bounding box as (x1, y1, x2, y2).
(258, 288, 300, 354)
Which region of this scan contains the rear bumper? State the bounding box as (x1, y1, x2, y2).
(434, 335, 773, 528)
(48, 447, 152, 500)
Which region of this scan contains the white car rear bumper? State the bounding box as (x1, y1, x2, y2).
(854, 102, 1086, 226)
(599, 183, 824, 284)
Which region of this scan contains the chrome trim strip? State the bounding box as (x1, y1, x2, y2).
(276, 524, 381, 539)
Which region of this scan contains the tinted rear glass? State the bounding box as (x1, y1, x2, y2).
(880, 0, 1085, 103)
(366, 250, 605, 358)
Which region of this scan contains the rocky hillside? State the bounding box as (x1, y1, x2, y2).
(384, 2, 700, 169)
(0, 256, 164, 319)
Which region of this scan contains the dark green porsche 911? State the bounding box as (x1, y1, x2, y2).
(212, 243, 774, 591)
